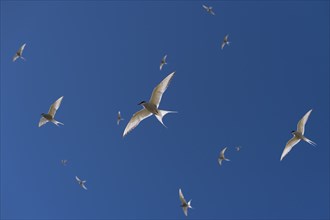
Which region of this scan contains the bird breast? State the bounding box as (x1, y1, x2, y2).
(142, 103, 159, 115)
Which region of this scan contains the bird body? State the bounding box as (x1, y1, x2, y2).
(280, 109, 316, 161)
(160, 55, 167, 70)
(218, 147, 230, 166)
(13, 43, 26, 62)
(117, 111, 124, 125)
(221, 34, 230, 50)
(202, 5, 215, 15)
(179, 188, 192, 216)
(123, 71, 177, 137)
(75, 176, 88, 190)
(39, 96, 64, 127)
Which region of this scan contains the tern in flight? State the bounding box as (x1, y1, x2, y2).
(236, 146, 242, 152)
(61, 160, 68, 166)
(202, 5, 215, 15)
(75, 176, 87, 190)
(179, 188, 192, 216)
(123, 71, 177, 137)
(280, 109, 316, 161)
(218, 147, 230, 166)
(38, 96, 64, 127)
(160, 54, 167, 71)
(117, 111, 124, 125)
(221, 34, 230, 50)
(13, 43, 26, 62)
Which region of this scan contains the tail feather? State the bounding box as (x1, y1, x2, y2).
(303, 137, 317, 147)
(155, 110, 177, 127)
(52, 119, 64, 126)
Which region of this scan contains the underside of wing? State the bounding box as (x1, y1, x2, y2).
(220, 147, 227, 157)
(179, 188, 187, 205)
(149, 71, 175, 107)
(202, 5, 208, 10)
(38, 117, 49, 127)
(297, 109, 312, 135)
(20, 43, 26, 55)
(183, 207, 188, 216)
(280, 137, 300, 161)
(221, 42, 226, 49)
(48, 96, 64, 117)
(123, 109, 152, 137)
(13, 54, 19, 62)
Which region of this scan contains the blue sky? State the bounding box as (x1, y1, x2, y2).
(1, 1, 329, 219)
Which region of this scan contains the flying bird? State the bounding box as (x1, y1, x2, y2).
(38, 96, 64, 127)
(280, 109, 316, 161)
(75, 176, 88, 190)
(13, 43, 26, 62)
(61, 160, 68, 166)
(160, 54, 167, 71)
(221, 34, 230, 50)
(123, 71, 177, 137)
(218, 147, 230, 166)
(117, 111, 124, 125)
(202, 5, 215, 15)
(236, 146, 242, 152)
(179, 188, 192, 216)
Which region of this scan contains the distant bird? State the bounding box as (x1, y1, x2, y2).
(123, 71, 177, 137)
(13, 43, 26, 62)
(218, 147, 230, 166)
(280, 109, 316, 161)
(221, 34, 230, 50)
(75, 176, 88, 190)
(179, 188, 192, 216)
(160, 54, 167, 71)
(39, 96, 64, 127)
(202, 5, 215, 15)
(61, 160, 68, 166)
(117, 111, 124, 125)
(236, 146, 242, 152)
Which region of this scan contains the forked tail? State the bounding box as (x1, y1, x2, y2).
(52, 119, 64, 126)
(303, 136, 317, 147)
(155, 110, 177, 127)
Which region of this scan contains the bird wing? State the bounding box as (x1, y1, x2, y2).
(210, 10, 215, 15)
(224, 34, 229, 41)
(149, 71, 175, 107)
(182, 207, 188, 216)
(12, 54, 19, 62)
(160, 63, 164, 70)
(297, 109, 312, 135)
(38, 117, 49, 127)
(221, 41, 226, 50)
(19, 43, 26, 55)
(179, 188, 187, 205)
(163, 54, 167, 61)
(123, 109, 152, 137)
(220, 147, 227, 157)
(48, 96, 64, 117)
(82, 184, 88, 190)
(202, 5, 208, 10)
(75, 176, 81, 182)
(280, 136, 301, 161)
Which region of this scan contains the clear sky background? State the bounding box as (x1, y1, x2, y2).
(1, 1, 329, 219)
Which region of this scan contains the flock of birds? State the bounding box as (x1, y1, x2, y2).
(11, 4, 318, 217)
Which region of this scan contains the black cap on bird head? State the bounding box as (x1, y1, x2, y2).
(291, 130, 296, 134)
(138, 101, 146, 105)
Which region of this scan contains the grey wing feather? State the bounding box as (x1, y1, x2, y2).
(38, 117, 48, 127)
(179, 188, 187, 205)
(48, 96, 64, 117)
(123, 109, 152, 137)
(280, 137, 300, 161)
(149, 71, 175, 107)
(297, 109, 312, 135)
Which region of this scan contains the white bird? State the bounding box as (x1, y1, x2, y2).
(117, 111, 124, 125)
(123, 71, 177, 137)
(13, 43, 26, 62)
(221, 34, 230, 50)
(236, 146, 242, 152)
(202, 5, 215, 15)
(75, 176, 88, 190)
(38, 96, 64, 127)
(61, 160, 68, 166)
(179, 188, 192, 216)
(218, 147, 230, 166)
(280, 109, 316, 161)
(160, 54, 167, 71)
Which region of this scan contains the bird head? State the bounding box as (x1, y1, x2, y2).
(291, 130, 296, 134)
(41, 113, 46, 116)
(138, 101, 146, 105)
